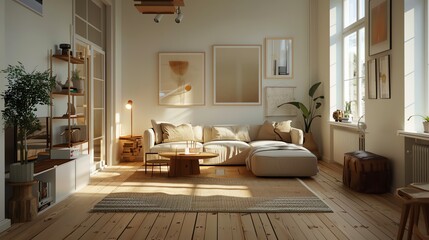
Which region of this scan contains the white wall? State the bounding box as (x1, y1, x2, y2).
(2, 0, 73, 228)
(318, 0, 406, 190)
(120, 0, 314, 136)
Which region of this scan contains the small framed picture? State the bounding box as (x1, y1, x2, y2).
(367, 59, 377, 99)
(378, 55, 390, 99)
(265, 38, 293, 79)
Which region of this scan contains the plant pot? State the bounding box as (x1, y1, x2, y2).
(303, 133, 321, 160)
(9, 162, 34, 183)
(424, 121, 429, 133)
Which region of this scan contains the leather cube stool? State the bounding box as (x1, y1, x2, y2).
(343, 151, 390, 193)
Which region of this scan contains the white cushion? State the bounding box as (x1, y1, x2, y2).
(149, 141, 204, 153)
(203, 141, 250, 165)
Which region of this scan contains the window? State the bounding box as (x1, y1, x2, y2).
(329, 0, 365, 122)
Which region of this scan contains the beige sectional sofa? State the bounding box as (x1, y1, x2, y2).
(143, 120, 319, 177)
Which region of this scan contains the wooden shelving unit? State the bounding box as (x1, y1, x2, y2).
(49, 49, 89, 149)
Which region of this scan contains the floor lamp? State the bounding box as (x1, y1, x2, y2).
(125, 100, 133, 137)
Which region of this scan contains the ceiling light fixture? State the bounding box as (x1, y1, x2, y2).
(154, 14, 163, 23)
(175, 7, 183, 23)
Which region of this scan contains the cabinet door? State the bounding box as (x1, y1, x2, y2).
(55, 160, 75, 203)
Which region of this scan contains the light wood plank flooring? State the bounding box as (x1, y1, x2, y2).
(0, 161, 403, 239)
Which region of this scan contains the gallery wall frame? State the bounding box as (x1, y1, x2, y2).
(367, 59, 377, 99)
(378, 55, 390, 99)
(213, 45, 262, 105)
(369, 0, 391, 55)
(15, 0, 43, 16)
(158, 52, 205, 106)
(265, 38, 293, 79)
(265, 87, 296, 116)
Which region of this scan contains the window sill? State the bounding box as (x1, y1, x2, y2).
(329, 121, 358, 130)
(397, 130, 429, 141)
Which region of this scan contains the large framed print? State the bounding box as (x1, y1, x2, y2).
(15, 0, 43, 16)
(378, 55, 390, 99)
(213, 45, 261, 105)
(369, 0, 391, 55)
(265, 38, 293, 79)
(367, 59, 377, 99)
(158, 52, 205, 106)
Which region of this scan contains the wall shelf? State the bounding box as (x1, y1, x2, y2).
(52, 54, 84, 64)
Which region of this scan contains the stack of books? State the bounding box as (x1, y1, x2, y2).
(38, 181, 53, 211)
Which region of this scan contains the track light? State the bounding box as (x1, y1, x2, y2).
(175, 7, 183, 23)
(154, 14, 163, 23)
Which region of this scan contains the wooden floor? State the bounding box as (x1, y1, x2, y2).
(0, 161, 403, 240)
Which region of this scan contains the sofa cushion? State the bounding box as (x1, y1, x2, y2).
(161, 123, 194, 142)
(203, 140, 250, 165)
(151, 119, 168, 144)
(149, 141, 204, 153)
(274, 120, 292, 142)
(255, 120, 277, 140)
(193, 125, 204, 142)
(211, 126, 251, 142)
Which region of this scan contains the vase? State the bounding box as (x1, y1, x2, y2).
(9, 162, 34, 183)
(303, 133, 321, 160)
(424, 122, 429, 133)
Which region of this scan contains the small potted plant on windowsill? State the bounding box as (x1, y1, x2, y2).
(407, 115, 429, 133)
(1, 62, 56, 182)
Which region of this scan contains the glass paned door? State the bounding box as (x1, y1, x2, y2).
(92, 48, 105, 166)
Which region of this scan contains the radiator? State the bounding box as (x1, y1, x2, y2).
(412, 144, 429, 182)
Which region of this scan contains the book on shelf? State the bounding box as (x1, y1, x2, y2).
(38, 181, 53, 209)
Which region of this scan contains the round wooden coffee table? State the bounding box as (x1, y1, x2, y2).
(158, 152, 218, 177)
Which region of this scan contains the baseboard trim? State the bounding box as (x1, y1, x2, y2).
(0, 218, 11, 233)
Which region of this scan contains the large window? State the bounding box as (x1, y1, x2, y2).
(342, 0, 365, 121)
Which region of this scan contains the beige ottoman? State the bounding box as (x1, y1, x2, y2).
(246, 143, 318, 177)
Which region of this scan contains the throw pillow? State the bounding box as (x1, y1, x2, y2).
(161, 123, 195, 143)
(274, 120, 292, 142)
(192, 125, 204, 142)
(151, 119, 169, 144)
(255, 120, 277, 140)
(211, 126, 251, 142)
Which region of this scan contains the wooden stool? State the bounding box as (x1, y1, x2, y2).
(396, 186, 429, 240)
(8, 180, 38, 223)
(343, 151, 390, 193)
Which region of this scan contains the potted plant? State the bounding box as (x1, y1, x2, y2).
(1, 62, 56, 182)
(278, 82, 324, 158)
(407, 115, 429, 133)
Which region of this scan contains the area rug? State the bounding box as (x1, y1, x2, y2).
(91, 173, 331, 213)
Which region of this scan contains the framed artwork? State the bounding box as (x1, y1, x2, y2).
(265, 87, 296, 116)
(369, 0, 391, 55)
(213, 45, 261, 105)
(378, 55, 390, 99)
(367, 59, 377, 99)
(265, 38, 293, 79)
(15, 0, 43, 16)
(158, 52, 205, 106)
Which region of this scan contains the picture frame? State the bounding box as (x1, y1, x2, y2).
(265, 87, 296, 116)
(367, 59, 377, 99)
(213, 45, 261, 105)
(158, 52, 205, 106)
(265, 38, 293, 79)
(369, 0, 391, 55)
(378, 55, 390, 99)
(14, 0, 43, 16)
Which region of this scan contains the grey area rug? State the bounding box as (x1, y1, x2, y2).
(92, 176, 332, 213)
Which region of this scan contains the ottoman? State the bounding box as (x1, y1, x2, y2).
(343, 151, 391, 193)
(246, 144, 319, 177)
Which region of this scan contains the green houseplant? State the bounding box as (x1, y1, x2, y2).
(1, 62, 55, 182)
(278, 82, 324, 159)
(278, 82, 324, 133)
(407, 114, 429, 133)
